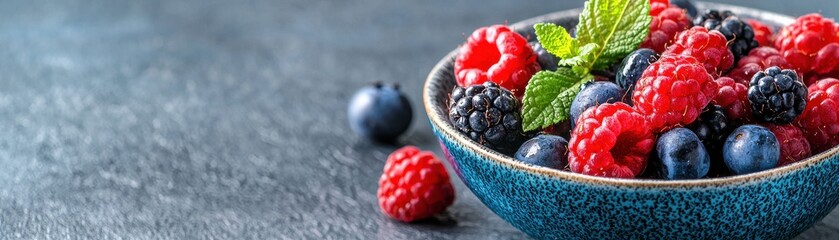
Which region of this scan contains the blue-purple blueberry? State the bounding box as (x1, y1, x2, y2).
(723, 125, 780, 175)
(348, 82, 413, 142)
(514, 134, 568, 170)
(654, 128, 711, 179)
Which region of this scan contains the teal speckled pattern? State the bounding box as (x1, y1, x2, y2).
(424, 3, 839, 239)
(434, 124, 839, 239)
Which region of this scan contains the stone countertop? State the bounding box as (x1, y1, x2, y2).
(1, 0, 837, 239)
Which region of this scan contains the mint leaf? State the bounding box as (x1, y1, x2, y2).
(558, 43, 598, 68)
(521, 68, 592, 131)
(534, 23, 577, 59)
(575, 0, 651, 70)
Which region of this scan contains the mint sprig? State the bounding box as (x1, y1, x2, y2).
(521, 0, 650, 131)
(576, 0, 652, 70)
(521, 69, 591, 131)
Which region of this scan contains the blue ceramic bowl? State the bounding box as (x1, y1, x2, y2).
(424, 3, 839, 239)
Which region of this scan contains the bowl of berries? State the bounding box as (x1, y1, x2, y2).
(424, 0, 839, 239)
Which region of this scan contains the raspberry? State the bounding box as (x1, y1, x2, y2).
(649, 0, 669, 16)
(796, 78, 839, 152)
(726, 47, 790, 85)
(641, 2, 692, 53)
(775, 14, 839, 75)
(713, 77, 753, 123)
(759, 124, 811, 166)
(568, 103, 655, 178)
(632, 55, 718, 132)
(455, 25, 540, 97)
(803, 71, 839, 86)
(748, 19, 774, 47)
(747, 67, 808, 124)
(663, 26, 733, 77)
(694, 10, 759, 62)
(378, 146, 455, 222)
(449, 82, 526, 153)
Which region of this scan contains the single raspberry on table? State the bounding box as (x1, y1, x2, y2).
(760, 124, 811, 166)
(378, 146, 455, 222)
(796, 78, 839, 152)
(694, 10, 759, 62)
(641, 0, 692, 53)
(633, 55, 718, 133)
(748, 19, 775, 47)
(568, 102, 655, 178)
(726, 47, 791, 85)
(775, 14, 839, 75)
(455, 25, 540, 98)
(713, 77, 753, 123)
(663, 26, 733, 77)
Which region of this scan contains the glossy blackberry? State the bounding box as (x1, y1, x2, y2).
(694, 10, 758, 62)
(747, 67, 808, 124)
(449, 81, 526, 153)
(687, 104, 730, 153)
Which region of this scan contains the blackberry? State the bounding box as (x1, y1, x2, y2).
(449, 82, 526, 153)
(529, 42, 559, 72)
(747, 67, 808, 124)
(694, 10, 758, 62)
(688, 104, 730, 150)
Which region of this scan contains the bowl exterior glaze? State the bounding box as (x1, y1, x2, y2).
(425, 3, 839, 239)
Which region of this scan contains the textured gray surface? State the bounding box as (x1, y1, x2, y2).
(0, 0, 837, 239)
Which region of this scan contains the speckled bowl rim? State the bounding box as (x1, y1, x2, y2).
(424, 2, 839, 188)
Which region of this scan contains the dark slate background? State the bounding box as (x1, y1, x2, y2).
(0, 0, 837, 239)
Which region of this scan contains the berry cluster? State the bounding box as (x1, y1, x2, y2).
(354, 0, 839, 225)
(439, 2, 839, 180)
(429, 2, 839, 191)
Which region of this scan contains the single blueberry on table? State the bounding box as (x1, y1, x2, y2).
(723, 125, 780, 175)
(654, 128, 711, 180)
(569, 81, 626, 128)
(514, 134, 569, 170)
(348, 82, 413, 142)
(615, 48, 658, 105)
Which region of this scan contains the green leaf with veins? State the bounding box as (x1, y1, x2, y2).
(521, 68, 592, 131)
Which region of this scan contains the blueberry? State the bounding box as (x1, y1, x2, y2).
(570, 81, 625, 128)
(654, 128, 711, 180)
(723, 125, 780, 175)
(529, 42, 559, 71)
(670, 0, 698, 18)
(514, 135, 568, 170)
(615, 48, 658, 104)
(348, 82, 412, 142)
